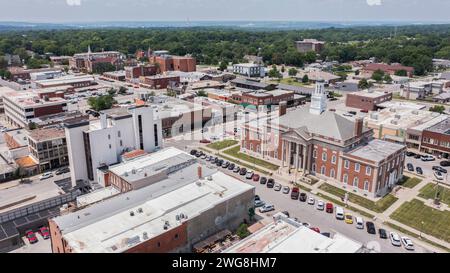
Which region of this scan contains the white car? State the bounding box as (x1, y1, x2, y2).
(259, 204, 275, 213)
(434, 171, 444, 180)
(335, 206, 345, 220)
(282, 186, 290, 194)
(39, 172, 54, 180)
(307, 197, 315, 205)
(421, 155, 435, 161)
(401, 236, 414, 250)
(274, 183, 282, 191)
(390, 232, 402, 247)
(254, 200, 265, 208)
(316, 200, 324, 210)
(355, 217, 364, 229)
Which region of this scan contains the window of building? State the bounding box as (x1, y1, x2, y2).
(174, 234, 179, 239)
(312, 163, 316, 173)
(343, 174, 348, 184)
(364, 180, 369, 191)
(344, 160, 349, 169)
(355, 163, 360, 172)
(353, 177, 359, 188)
(109, 144, 112, 149)
(366, 166, 372, 176)
(322, 152, 327, 161)
(330, 169, 335, 178)
(331, 155, 336, 164)
(313, 149, 317, 158)
(120, 140, 123, 147)
(321, 166, 326, 175)
(118, 131, 121, 138)
(108, 134, 111, 140)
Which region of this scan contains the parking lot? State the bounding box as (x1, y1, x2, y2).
(195, 149, 433, 253)
(10, 232, 52, 253)
(405, 154, 450, 185)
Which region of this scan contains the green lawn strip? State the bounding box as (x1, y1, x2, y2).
(199, 147, 271, 175)
(293, 182, 312, 192)
(384, 222, 450, 253)
(315, 192, 375, 219)
(223, 146, 279, 171)
(397, 176, 422, 188)
(269, 78, 312, 87)
(206, 140, 238, 150)
(390, 199, 450, 243)
(418, 183, 450, 206)
(319, 183, 398, 213)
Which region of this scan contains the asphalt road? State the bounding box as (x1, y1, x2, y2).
(405, 155, 450, 185)
(197, 153, 433, 253)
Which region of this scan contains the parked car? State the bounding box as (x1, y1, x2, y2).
(282, 186, 290, 194)
(325, 202, 334, 213)
(199, 139, 211, 144)
(401, 236, 415, 251)
(228, 163, 235, 170)
(366, 222, 376, 234)
(222, 161, 230, 168)
(254, 195, 260, 201)
(245, 171, 254, 179)
(432, 166, 447, 174)
(201, 154, 207, 159)
(233, 166, 240, 173)
(260, 177, 267, 184)
(25, 230, 38, 244)
(335, 206, 345, 220)
(440, 161, 450, 167)
(291, 187, 300, 200)
(416, 167, 423, 175)
(407, 163, 414, 172)
(190, 149, 197, 156)
(39, 227, 50, 240)
(321, 232, 331, 238)
(390, 232, 402, 247)
(281, 211, 290, 218)
(39, 172, 54, 180)
(254, 200, 266, 207)
(274, 183, 282, 191)
(434, 171, 444, 180)
(344, 213, 353, 224)
(259, 204, 275, 213)
(310, 227, 320, 233)
(414, 154, 421, 159)
(252, 174, 260, 182)
(195, 151, 203, 158)
(239, 168, 247, 176)
(421, 155, 435, 161)
(379, 228, 388, 239)
(316, 200, 324, 210)
(55, 167, 70, 175)
(299, 192, 307, 202)
(406, 151, 416, 157)
(267, 178, 275, 188)
(216, 159, 224, 167)
(307, 197, 315, 205)
(355, 217, 364, 229)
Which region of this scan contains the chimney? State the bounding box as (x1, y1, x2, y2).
(354, 117, 363, 137)
(279, 101, 287, 117)
(197, 165, 203, 179)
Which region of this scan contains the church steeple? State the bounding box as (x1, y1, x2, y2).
(309, 79, 327, 115)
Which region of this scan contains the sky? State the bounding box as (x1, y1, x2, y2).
(0, 0, 449, 23)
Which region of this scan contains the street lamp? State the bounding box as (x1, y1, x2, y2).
(420, 221, 425, 238)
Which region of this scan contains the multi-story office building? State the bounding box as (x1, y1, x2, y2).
(232, 63, 265, 78)
(294, 39, 325, 53)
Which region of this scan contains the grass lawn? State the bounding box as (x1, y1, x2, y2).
(319, 183, 398, 213)
(390, 199, 450, 243)
(269, 77, 312, 87)
(315, 192, 375, 219)
(384, 222, 450, 252)
(398, 176, 422, 188)
(206, 139, 238, 150)
(418, 183, 450, 206)
(223, 146, 279, 171)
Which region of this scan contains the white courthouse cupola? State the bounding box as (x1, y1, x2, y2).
(309, 79, 327, 115)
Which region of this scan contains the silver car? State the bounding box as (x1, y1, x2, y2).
(274, 183, 282, 191)
(282, 186, 290, 194)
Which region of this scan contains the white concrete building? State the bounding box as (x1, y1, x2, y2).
(64, 105, 163, 186)
(232, 63, 265, 78)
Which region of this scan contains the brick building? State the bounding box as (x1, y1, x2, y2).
(345, 90, 393, 111)
(150, 54, 196, 73)
(140, 75, 180, 89)
(362, 63, 414, 78)
(420, 117, 450, 158)
(125, 65, 157, 82)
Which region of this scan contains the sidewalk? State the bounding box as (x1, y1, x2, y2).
(200, 145, 450, 252)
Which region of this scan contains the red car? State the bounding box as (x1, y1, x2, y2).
(199, 139, 211, 144)
(291, 187, 300, 200)
(326, 203, 334, 213)
(25, 230, 38, 244)
(310, 227, 321, 233)
(39, 226, 50, 240)
(252, 174, 260, 182)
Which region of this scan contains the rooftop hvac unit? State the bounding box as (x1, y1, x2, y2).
(137, 208, 143, 213)
(412, 110, 419, 115)
(207, 176, 213, 181)
(395, 114, 401, 119)
(143, 232, 148, 240)
(176, 214, 180, 221)
(131, 168, 137, 174)
(130, 211, 135, 216)
(390, 108, 396, 112)
(391, 119, 399, 125)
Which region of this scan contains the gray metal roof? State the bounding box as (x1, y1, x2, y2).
(278, 107, 358, 141)
(277, 84, 314, 95)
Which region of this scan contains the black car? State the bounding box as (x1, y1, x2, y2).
(281, 211, 290, 218)
(416, 167, 423, 175)
(432, 166, 448, 174)
(195, 151, 203, 158)
(406, 151, 416, 157)
(321, 232, 331, 238)
(260, 177, 267, 185)
(239, 168, 247, 176)
(222, 161, 230, 168)
(228, 163, 235, 170)
(216, 159, 224, 167)
(190, 149, 197, 156)
(348, 111, 357, 115)
(440, 161, 450, 167)
(414, 154, 421, 159)
(407, 163, 414, 172)
(55, 167, 70, 175)
(378, 228, 388, 239)
(213, 157, 219, 163)
(299, 192, 307, 202)
(366, 222, 376, 234)
(267, 178, 275, 188)
(255, 195, 260, 201)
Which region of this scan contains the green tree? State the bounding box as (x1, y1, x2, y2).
(302, 74, 309, 83)
(268, 65, 282, 79)
(371, 69, 385, 82)
(394, 69, 408, 77)
(281, 66, 285, 73)
(383, 74, 393, 83)
(28, 122, 37, 130)
(358, 78, 372, 89)
(236, 223, 250, 239)
(429, 105, 445, 114)
(196, 89, 208, 97)
(219, 61, 227, 71)
(288, 67, 298, 76)
(118, 86, 127, 95)
(355, 70, 360, 76)
(87, 95, 116, 111)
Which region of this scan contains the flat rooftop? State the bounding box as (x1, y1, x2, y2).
(367, 107, 441, 130)
(34, 75, 95, 86)
(426, 117, 450, 135)
(224, 214, 362, 253)
(233, 63, 263, 68)
(348, 89, 390, 98)
(347, 139, 405, 163)
(53, 168, 254, 253)
(28, 127, 65, 142)
(2, 89, 67, 107)
(265, 89, 294, 97)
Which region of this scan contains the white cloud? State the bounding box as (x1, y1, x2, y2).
(66, 0, 82, 6)
(366, 0, 382, 6)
